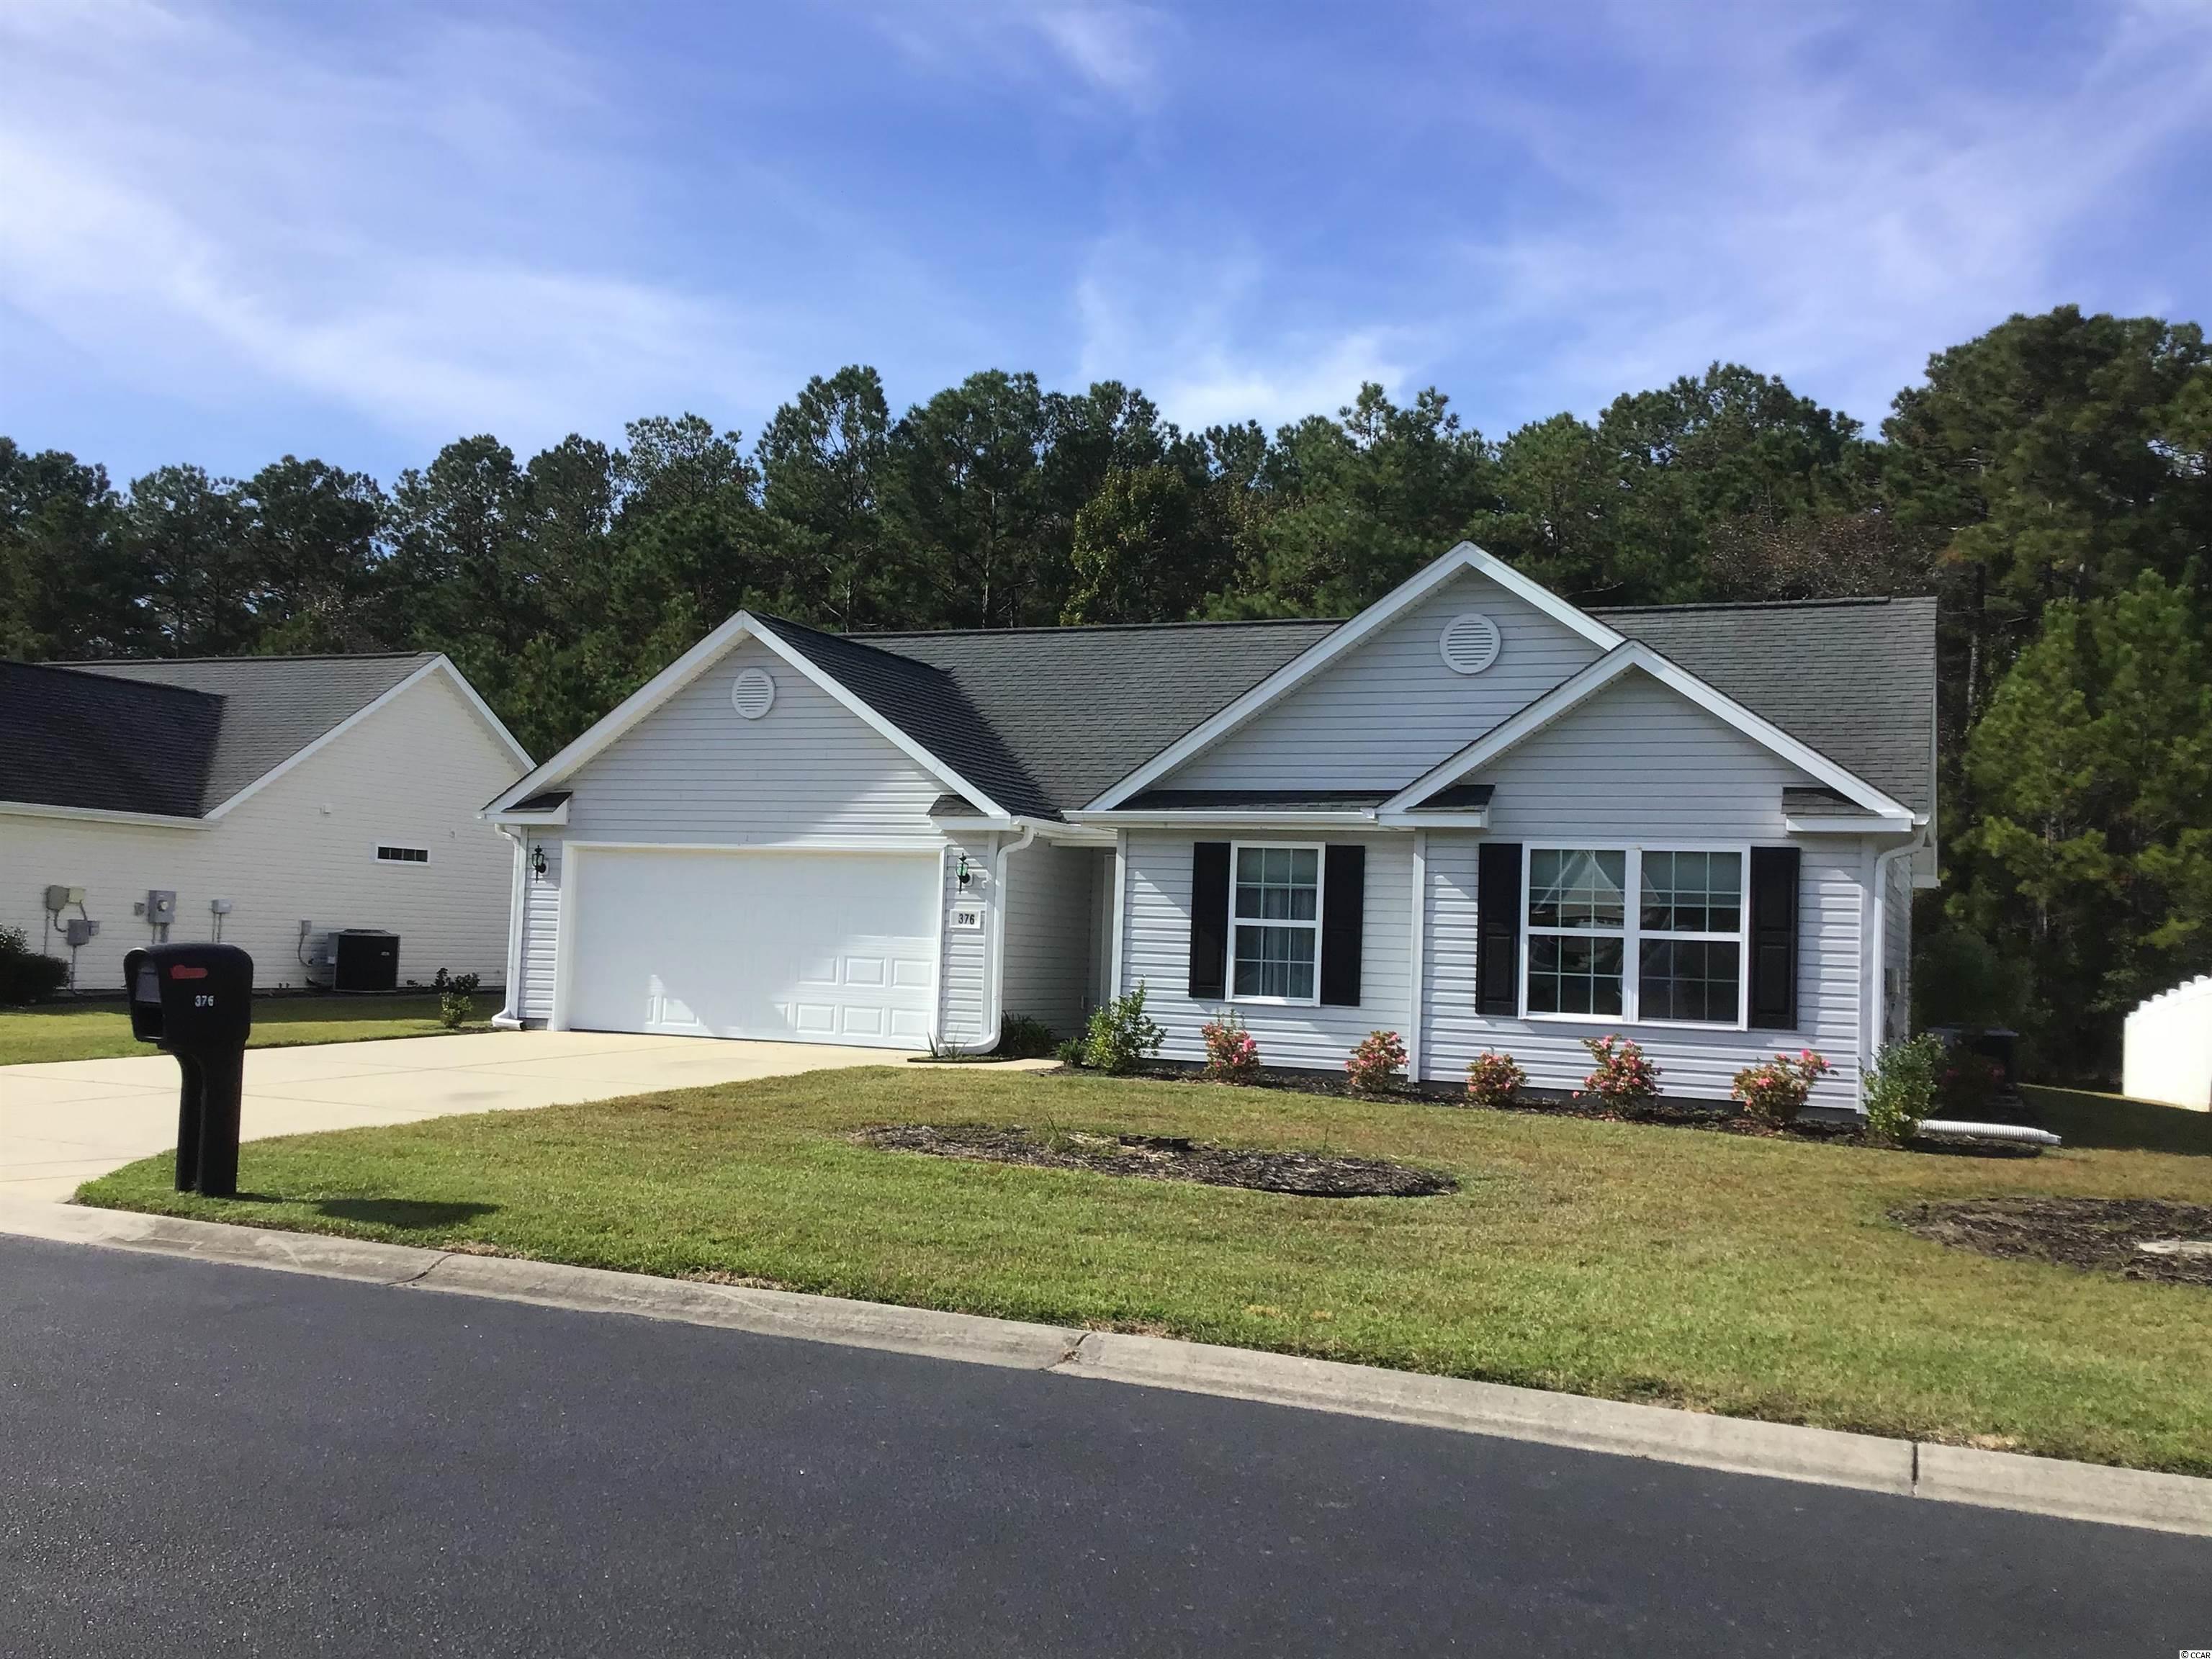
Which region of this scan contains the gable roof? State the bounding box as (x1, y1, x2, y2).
(6, 652, 526, 821)
(1591, 596, 1936, 817)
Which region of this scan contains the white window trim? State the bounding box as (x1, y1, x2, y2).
(374, 844, 433, 866)
(1225, 840, 1325, 1007)
(1519, 842, 1752, 1030)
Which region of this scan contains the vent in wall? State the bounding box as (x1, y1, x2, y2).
(731, 667, 776, 719)
(1439, 613, 1501, 675)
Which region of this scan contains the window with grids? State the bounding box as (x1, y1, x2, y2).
(1522, 847, 1748, 1025)
(1637, 850, 1743, 1022)
(1525, 848, 1627, 1016)
(1231, 845, 1320, 1001)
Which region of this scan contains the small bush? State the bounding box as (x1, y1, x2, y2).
(1863, 1033, 1941, 1147)
(0, 926, 70, 1004)
(1936, 1046, 2002, 1120)
(432, 968, 481, 1030)
(1053, 1035, 1087, 1069)
(1344, 1030, 1407, 1096)
(1081, 984, 1165, 1074)
(1575, 1035, 1660, 1114)
(1200, 1012, 1261, 1084)
(997, 1013, 1059, 1059)
(1731, 1048, 1833, 1127)
(1465, 1050, 1528, 1110)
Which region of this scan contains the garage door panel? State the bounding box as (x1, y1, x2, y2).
(566, 849, 938, 1048)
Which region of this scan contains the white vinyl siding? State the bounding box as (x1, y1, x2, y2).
(1421, 834, 1864, 1110)
(1000, 840, 1105, 1041)
(1164, 570, 1605, 791)
(937, 835, 992, 1043)
(562, 637, 948, 845)
(1119, 832, 1411, 1071)
(1480, 670, 1814, 840)
(516, 837, 563, 1023)
(0, 670, 524, 992)
(1881, 853, 1912, 1048)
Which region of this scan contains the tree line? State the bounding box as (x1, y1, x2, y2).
(4, 305, 2206, 1080)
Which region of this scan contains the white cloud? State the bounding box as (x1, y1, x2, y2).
(860, 0, 1170, 112)
(0, 0, 781, 456)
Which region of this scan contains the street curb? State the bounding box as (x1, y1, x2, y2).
(6, 1199, 2206, 1537)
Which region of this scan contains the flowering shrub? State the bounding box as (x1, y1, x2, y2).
(1575, 1035, 1660, 1113)
(1344, 1030, 1408, 1096)
(1731, 1048, 1832, 1126)
(1200, 1012, 1262, 1084)
(1863, 1033, 1941, 1147)
(1465, 1050, 1528, 1110)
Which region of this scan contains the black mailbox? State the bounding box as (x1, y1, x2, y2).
(124, 943, 253, 1198)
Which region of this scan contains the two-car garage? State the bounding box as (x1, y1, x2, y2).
(556, 848, 940, 1049)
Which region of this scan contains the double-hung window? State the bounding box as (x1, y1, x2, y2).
(1522, 845, 1748, 1027)
(1231, 845, 1321, 1002)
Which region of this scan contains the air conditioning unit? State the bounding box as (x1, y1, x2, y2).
(320, 929, 400, 992)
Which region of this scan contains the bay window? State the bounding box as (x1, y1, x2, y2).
(1523, 845, 1748, 1027)
(1231, 845, 1321, 1002)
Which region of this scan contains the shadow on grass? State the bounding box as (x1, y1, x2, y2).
(2023, 1086, 2212, 1157)
(308, 1197, 500, 1230)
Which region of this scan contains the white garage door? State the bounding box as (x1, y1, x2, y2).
(562, 848, 938, 1048)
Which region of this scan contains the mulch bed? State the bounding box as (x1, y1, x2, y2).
(854, 1123, 1458, 1198)
(1890, 1197, 2212, 1286)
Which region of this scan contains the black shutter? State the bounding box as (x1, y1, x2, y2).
(1189, 842, 1231, 999)
(1477, 842, 1521, 1016)
(1319, 845, 1365, 1006)
(1748, 845, 1800, 1030)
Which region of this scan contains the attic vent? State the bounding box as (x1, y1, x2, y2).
(1439, 613, 1501, 675)
(730, 667, 776, 720)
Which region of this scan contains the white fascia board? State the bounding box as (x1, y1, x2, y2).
(490, 800, 570, 828)
(1785, 814, 1916, 835)
(1082, 542, 1624, 811)
(0, 799, 210, 830)
(1066, 809, 1386, 830)
(485, 613, 1011, 821)
(1376, 808, 1489, 829)
(1383, 644, 1915, 820)
(204, 656, 529, 822)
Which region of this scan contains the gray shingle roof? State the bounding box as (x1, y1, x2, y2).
(848, 618, 1339, 814)
(1591, 597, 1937, 814)
(9, 653, 440, 817)
(1123, 788, 1393, 811)
(0, 662, 222, 817)
(780, 597, 1933, 820)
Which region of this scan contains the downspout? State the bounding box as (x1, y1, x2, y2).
(1863, 829, 1924, 1099)
(492, 826, 527, 1029)
(943, 819, 1037, 1056)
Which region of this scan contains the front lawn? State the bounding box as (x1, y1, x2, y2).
(76, 1066, 2212, 1475)
(1, 994, 502, 1066)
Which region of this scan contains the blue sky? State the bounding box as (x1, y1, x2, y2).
(4, 0, 2208, 486)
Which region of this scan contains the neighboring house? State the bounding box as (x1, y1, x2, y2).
(2, 654, 531, 992)
(2123, 976, 2212, 1110)
(486, 544, 1936, 1113)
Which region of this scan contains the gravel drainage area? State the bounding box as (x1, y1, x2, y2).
(854, 1123, 1459, 1197)
(1892, 1197, 2212, 1286)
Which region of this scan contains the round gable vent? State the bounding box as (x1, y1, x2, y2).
(1439, 612, 1502, 675)
(731, 667, 776, 719)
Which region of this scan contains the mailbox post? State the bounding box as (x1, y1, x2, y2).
(124, 943, 253, 1198)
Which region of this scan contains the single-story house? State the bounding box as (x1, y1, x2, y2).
(2, 653, 531, 992)
(486, 544, 1935, 1113)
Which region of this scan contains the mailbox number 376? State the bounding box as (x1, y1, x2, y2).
(194, 994, 216, 1008)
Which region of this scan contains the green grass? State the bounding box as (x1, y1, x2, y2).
(2022, 1083, 2212, 1157)
(76, 1066, 2212, 1475)
(0, 994, 502, 1066)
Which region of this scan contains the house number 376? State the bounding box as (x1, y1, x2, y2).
(194, 994, 215, 1007)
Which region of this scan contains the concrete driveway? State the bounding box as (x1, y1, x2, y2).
(0, 1031, 899, 1202)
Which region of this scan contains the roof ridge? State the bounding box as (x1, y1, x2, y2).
(57, 650, 441, 665)
(853, 616, 1349, 641)
(1594, 595, 1925, 615)
(7, 660, 225, 698)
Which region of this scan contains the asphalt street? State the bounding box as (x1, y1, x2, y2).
(1, 1234, 2204, 1657)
